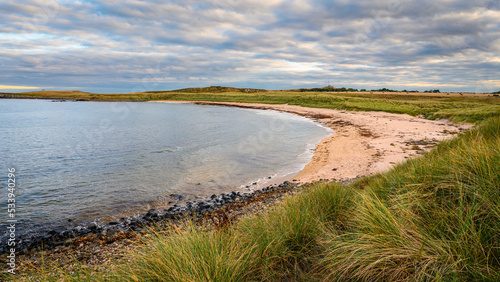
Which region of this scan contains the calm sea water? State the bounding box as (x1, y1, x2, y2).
(0, 99, 331, 237)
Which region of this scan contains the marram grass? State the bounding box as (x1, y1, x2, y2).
(115, 224, 258, 282)
(321, 116, 500, 281)
(8, 117, 500, 281)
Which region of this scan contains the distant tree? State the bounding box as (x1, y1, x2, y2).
(424, 89, 440, 93)
(372, 88, 398, 92)
(299, 86, 359, 92)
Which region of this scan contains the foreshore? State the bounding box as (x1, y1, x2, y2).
(7, 101, 472, 272)
(158, 101, 472, 183)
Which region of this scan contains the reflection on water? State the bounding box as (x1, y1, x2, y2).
(0, 99, 331, 237)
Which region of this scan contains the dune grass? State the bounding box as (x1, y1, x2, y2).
(320, 116, 500, 281)
(114, 224, 259, 282)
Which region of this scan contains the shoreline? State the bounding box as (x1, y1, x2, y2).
(7, 101, 473, 270)
(157, 101, 472, 183)
(11, 181, 307, 269)
(3, 102, 471, 251)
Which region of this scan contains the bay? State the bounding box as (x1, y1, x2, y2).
(0, 99, 331, 238)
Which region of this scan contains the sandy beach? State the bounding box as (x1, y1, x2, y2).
(160, 101, 473, 183)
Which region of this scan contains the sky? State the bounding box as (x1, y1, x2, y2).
(0, 0, 499, 93)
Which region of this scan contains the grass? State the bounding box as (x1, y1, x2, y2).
(115, 224, 259, 282)
(4, 94, 500, 281)
(320, 116, 500, 281)
(3, 90, 500, 123)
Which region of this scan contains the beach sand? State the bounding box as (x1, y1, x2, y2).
(160, 101, 473, 183)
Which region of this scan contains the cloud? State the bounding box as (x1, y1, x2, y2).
(0, 0, 499, 93)
(0, 85, 40, 90)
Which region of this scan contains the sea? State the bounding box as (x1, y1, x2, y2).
(0, 99, 331, 240)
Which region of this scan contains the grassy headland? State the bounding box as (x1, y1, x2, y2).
(2, 87, 499, 123)
(4, 88, 500, 281)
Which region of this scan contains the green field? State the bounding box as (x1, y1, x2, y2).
(3, 89, 500, 123)
(4, 90, 500, 281)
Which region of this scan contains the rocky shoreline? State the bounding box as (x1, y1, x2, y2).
(2, 179, 343, 263)
(3, 178, 358, 272)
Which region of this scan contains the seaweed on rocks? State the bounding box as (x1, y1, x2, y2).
(0, 181, 301, 255)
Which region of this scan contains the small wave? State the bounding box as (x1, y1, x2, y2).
(151, 147, 183, 154)
(238, 173, 279, 190)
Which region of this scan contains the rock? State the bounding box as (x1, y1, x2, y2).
(169, 193, 184, 200)
(4, 179, 306, 255)
(48, 230, 59, 236)
(107, 228, 119, 237)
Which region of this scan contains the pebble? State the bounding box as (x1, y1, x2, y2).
(5, 179, 349, 264)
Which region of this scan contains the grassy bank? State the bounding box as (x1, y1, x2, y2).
(2, 90, 500, 123)
(8, 115, 500, 280)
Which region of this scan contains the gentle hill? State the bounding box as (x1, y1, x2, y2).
(145, 86, 267, 93)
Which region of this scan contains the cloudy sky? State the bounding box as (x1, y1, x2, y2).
(1, 0, 499, 93)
